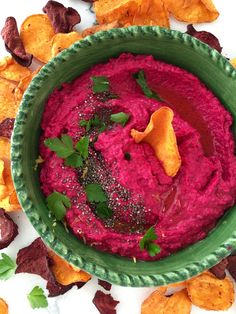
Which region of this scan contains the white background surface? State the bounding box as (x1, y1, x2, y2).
(0, 1, 236, 313)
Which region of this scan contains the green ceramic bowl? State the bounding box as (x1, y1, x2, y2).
(11, 26, 236, 287)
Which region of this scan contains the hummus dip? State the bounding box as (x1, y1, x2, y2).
(40, 53, 236, 261)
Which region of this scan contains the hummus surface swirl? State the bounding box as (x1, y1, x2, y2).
(40, 53, 236, 260)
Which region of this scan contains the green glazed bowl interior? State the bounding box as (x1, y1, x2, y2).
(11, 26, 236, 287)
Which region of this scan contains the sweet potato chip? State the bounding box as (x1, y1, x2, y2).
(0, 298, 8, 314)
(142, 289, 168, 314)
(51, 32, 82, 58)
(131, 107, 181, 177)
(20, 14, 56, 63)
(164, 290, 191, 314)
(186, 272, 234, 310)
(82, 21, 120, 38)
(231, 58, 236, 68)
(0, 56, 31, 82)
(0, 78, 18, 123)
(164, 0, 219, 23)
(48, 250, 91, 285)
(132, 0, 169, 27)
(0, 137, 20, 212)
(94, 0, 140, 25)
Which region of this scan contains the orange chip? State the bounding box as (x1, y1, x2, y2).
(94, 0, 140, 25)
(0, 298, 8, 314)
(132, 0, 169, 27)
(164, 289, 191, 314)
(0, 137, 21, 212)
(186, 272, 234, 310)
(82, 21, 120, 38)
(131, 107, 181, 177)
(0, 56, 31, 83)
(20, 14, 55, 63)
(48, 250, 91, 285)
(141, 289, 168, 314)
(0, 78, 18, 122)
(51, 32, 82, 58)
(164, 0, 219, 23)
(231, 58, 236, 68)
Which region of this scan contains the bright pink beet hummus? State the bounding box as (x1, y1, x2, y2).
(39, 53, 236, 261)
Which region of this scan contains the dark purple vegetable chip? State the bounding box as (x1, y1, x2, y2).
(16, 237, 88, 297)
(209, 258, 228, 279)
(93, 290, 119, 314)
(43, 0, 81, 33)
(0, 208, 18, 249)
(0, 118, 15, 139)
(1, 17, 33, 67)
(227, 255, 236, 281)
(186, 24, 222, 53)
(98, 279, 112, 291)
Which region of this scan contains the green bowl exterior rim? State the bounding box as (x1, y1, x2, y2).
(11, 26, 236, 287)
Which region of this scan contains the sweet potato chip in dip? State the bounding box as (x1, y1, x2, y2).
(40, 53, 236, 260)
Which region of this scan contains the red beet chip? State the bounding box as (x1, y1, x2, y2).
(43, 0, 81, 33)
(186, 24, 222, 53)
(227, 255, 236, 281)
(1, 17, 33, 67)
(98, 279, 112, 291)
(209, 258, 228, 279)
(0, 208, 18, 249)
(16, 238, 87, 297)
(93, 290, 119, 314)
(0, 118, 15, 139)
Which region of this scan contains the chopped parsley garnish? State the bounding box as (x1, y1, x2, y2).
(46, 191, 71, 221)
(134, 70, 162, 101)
(27, 286, 48, 309)
(139, 226, 161, 257)
(44, 135, 89, 168)
(124, 152, 131, 160)
(85, 183, 113, 219)
(80, 115, 106, 133)
(0, 253, 16, 280)
(91, 76, 110, 93)
(110, 112, 130, 126)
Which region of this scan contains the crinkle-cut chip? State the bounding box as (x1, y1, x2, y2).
(0, 298, 8, 314)
(186, 272, 234, 310)
(20, 14, 56, 63)
(0, 137, 20, 212)
(131, 107, 181, 177)
(231, 58, 236, 68)
(0, 56, 31, 82)
(93, 290, 119, 314)
(82, 21, 120, 38)
(132, 0, 169, 27)
(48, 250, 91, 285)
(0, 208, 18, 249)
(141, 289, 168, 314)
(1, 17, 33, 67)
(186, 24, 222, 53)
(94, 0, 140, 25)
(51, 32, 82, 58)
(0, 118, 15, 139)
(164, 0, 219, 23)
(164, 289, 191, 314)
(0, 78, 18, 122)
(43, 0, 81, 34)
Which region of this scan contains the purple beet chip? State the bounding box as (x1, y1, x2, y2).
(93, 290, 119, 314)
(227, 255, 236, 281)
(186, 24, 222, 53)
(0, 208, 18, 249)
(1, 17, 33, 67)
(0, 118, 15, 139)
(98, 279, 112, 291)
(209, 258, 228, 279)
(43, 0, 81, 33)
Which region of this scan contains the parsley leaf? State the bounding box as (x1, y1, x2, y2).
(46, 191, 71, 221)
(65, 153, 83, 168)
(27, 286, 48, 309)
(0, 253, 16, 280)
(95, 202, 113, 219)
(80, 119, 91, 132)
(80, 115, 106, 133)
(110, 112, 130, 126)
(44, 135, 74, 158)
(91, 76, 110, 93)
(139, 226, 161, 257)
(134, 70, 162, 101)
(76, 136, 89, 160)
(85, 183, 107, 203)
